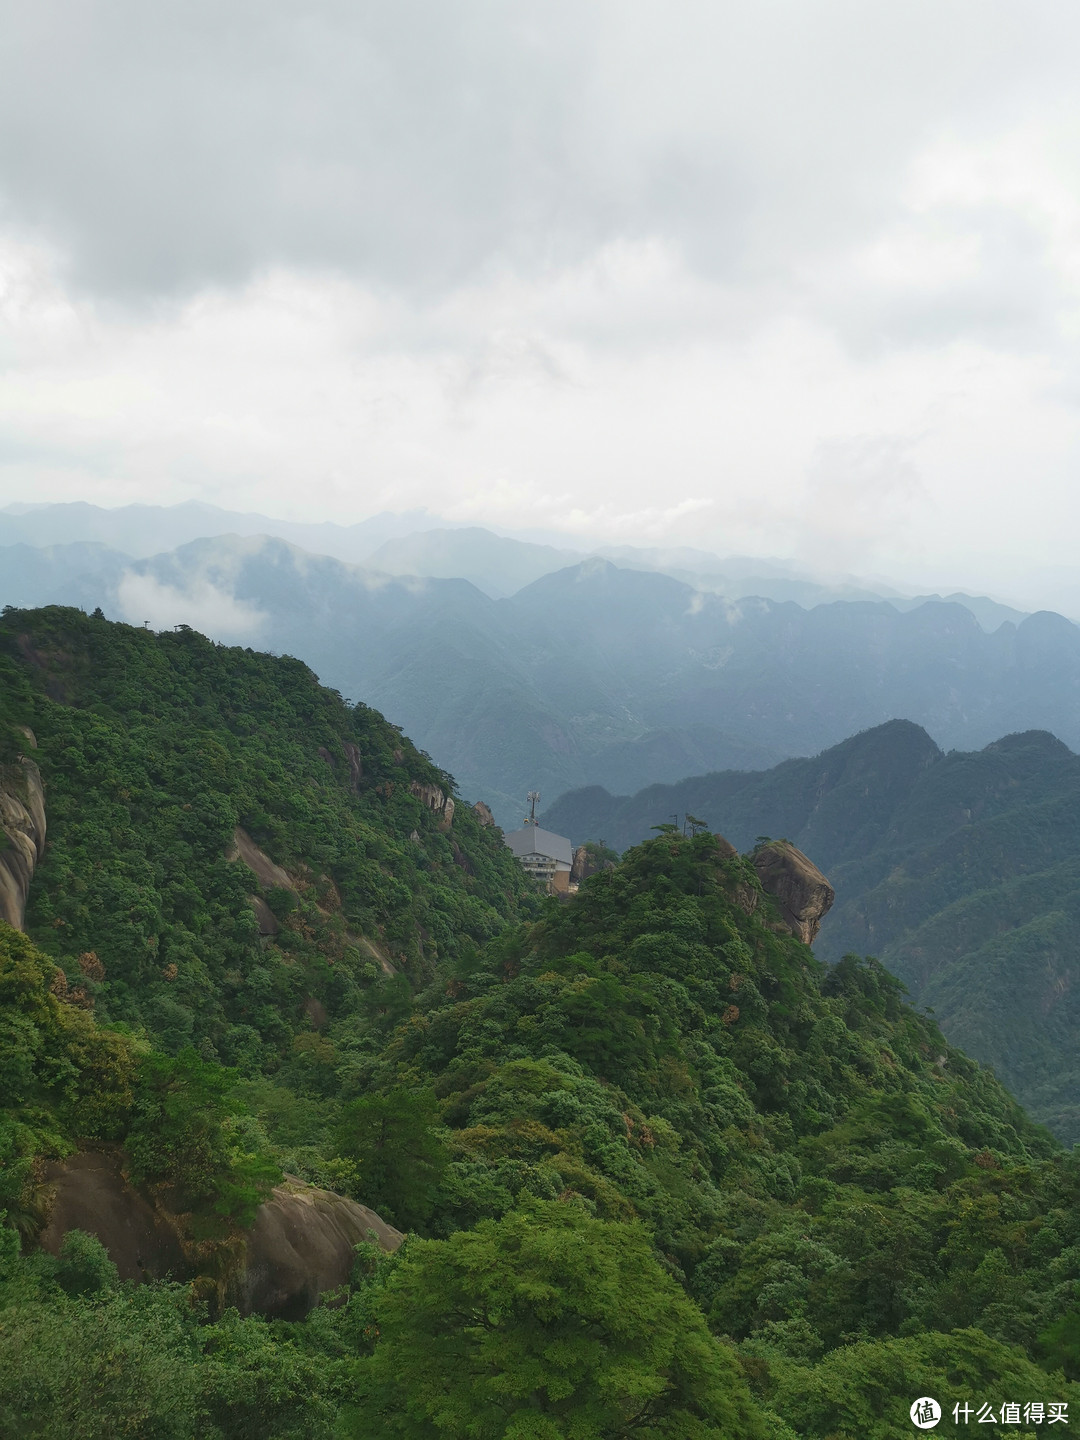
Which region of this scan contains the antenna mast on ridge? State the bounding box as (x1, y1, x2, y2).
(526, 791, 540, 826)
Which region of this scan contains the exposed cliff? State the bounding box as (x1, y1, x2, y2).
(570, 842, 617, 886)
(752, 839, 835, 944)
(0, 729, 45, 930)
(410, 780, 455, 827)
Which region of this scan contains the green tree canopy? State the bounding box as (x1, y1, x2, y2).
(333, 1088, 447, 1231)
(348, 1199, 766, 1439)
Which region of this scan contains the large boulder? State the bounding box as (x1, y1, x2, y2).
(237, 1176, 403, 1320)
(38, 1149, 189, 1284)
(570, 845, 616, 886)
(751, 840, 834, 945)
(36, 1150, 402, 1320)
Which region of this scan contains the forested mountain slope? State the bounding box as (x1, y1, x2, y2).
(544, 721, 1080, 1139)
(1, 610, 1079, 1435)
(0, 605, 537, 1063)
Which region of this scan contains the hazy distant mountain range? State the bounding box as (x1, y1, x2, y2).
(1, 508, 1078, 828)
(0, 500, 446, 564)
(0, 500, 1031, 621)
(543, 719, 1080, 1140)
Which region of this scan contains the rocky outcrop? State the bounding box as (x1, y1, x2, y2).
(0, 733, 46, 931)
(250, 895, 281, 936)
(317, 744, 363, 792)
(751, 841, 834, 944)
(237, 1176, 403, 1320)
(37, 1151, 402, 1321)
(410, 781, 454, 827)
(228, 826, 296, 892)
(38, 1149, 190, 1284)
(472, 801, 495, 827)
(343, 743, 363, 789)
(570, 845, 616, 886)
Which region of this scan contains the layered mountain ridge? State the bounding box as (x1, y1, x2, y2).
(2, 527, 1077, 828)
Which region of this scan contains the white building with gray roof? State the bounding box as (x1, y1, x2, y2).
(503, 824, 574, 892)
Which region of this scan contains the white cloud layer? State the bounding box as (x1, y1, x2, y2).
(2, 1, 1080, 598)
(115, 572, 267, 639)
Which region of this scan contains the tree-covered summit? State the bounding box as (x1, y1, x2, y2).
(0, 603, 538, 1071)
(544, 719, 1080, 1140)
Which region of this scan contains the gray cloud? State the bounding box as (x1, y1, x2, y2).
(2, 0, 1077, 329)
(2, 1, 1080, 597)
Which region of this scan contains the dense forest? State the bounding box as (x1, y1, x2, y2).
(1, 608, 1078, 1437)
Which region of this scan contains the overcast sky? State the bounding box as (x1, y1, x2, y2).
(2, 0, 1080, 600)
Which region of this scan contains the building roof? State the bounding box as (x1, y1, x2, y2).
(503, 825, 574, 868)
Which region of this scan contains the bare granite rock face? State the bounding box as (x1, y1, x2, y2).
(37, 1152, 402, 1321)
(751, 840, 835, 945)
(38, 1149, 190, 1284)
(250, 894, 281, 936)
(342, 742, 363, 789)
(571, 845, 588, 885)
(228, 826, 296, 892)
(472, 801, 495, 827)
(315, 744, 363, 793)
(410, 781, 454, 827)
(570, 845, 616, 886)
(237, 1176, 404, 1320)
(0, 735, 46, 931)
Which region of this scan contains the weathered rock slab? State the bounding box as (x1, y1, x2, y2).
(752, 841, 834, 944)
(38, 1148, 189, 1284)
(0, 751, 46, 930)
(238, 1176, 403, 1320)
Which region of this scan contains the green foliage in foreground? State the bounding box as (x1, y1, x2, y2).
(333, 1088, 448, 1232)
(347, 1201, 765, 1439)
(0, 923, 279, 1236)
(0, 1232, 345, 1439)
